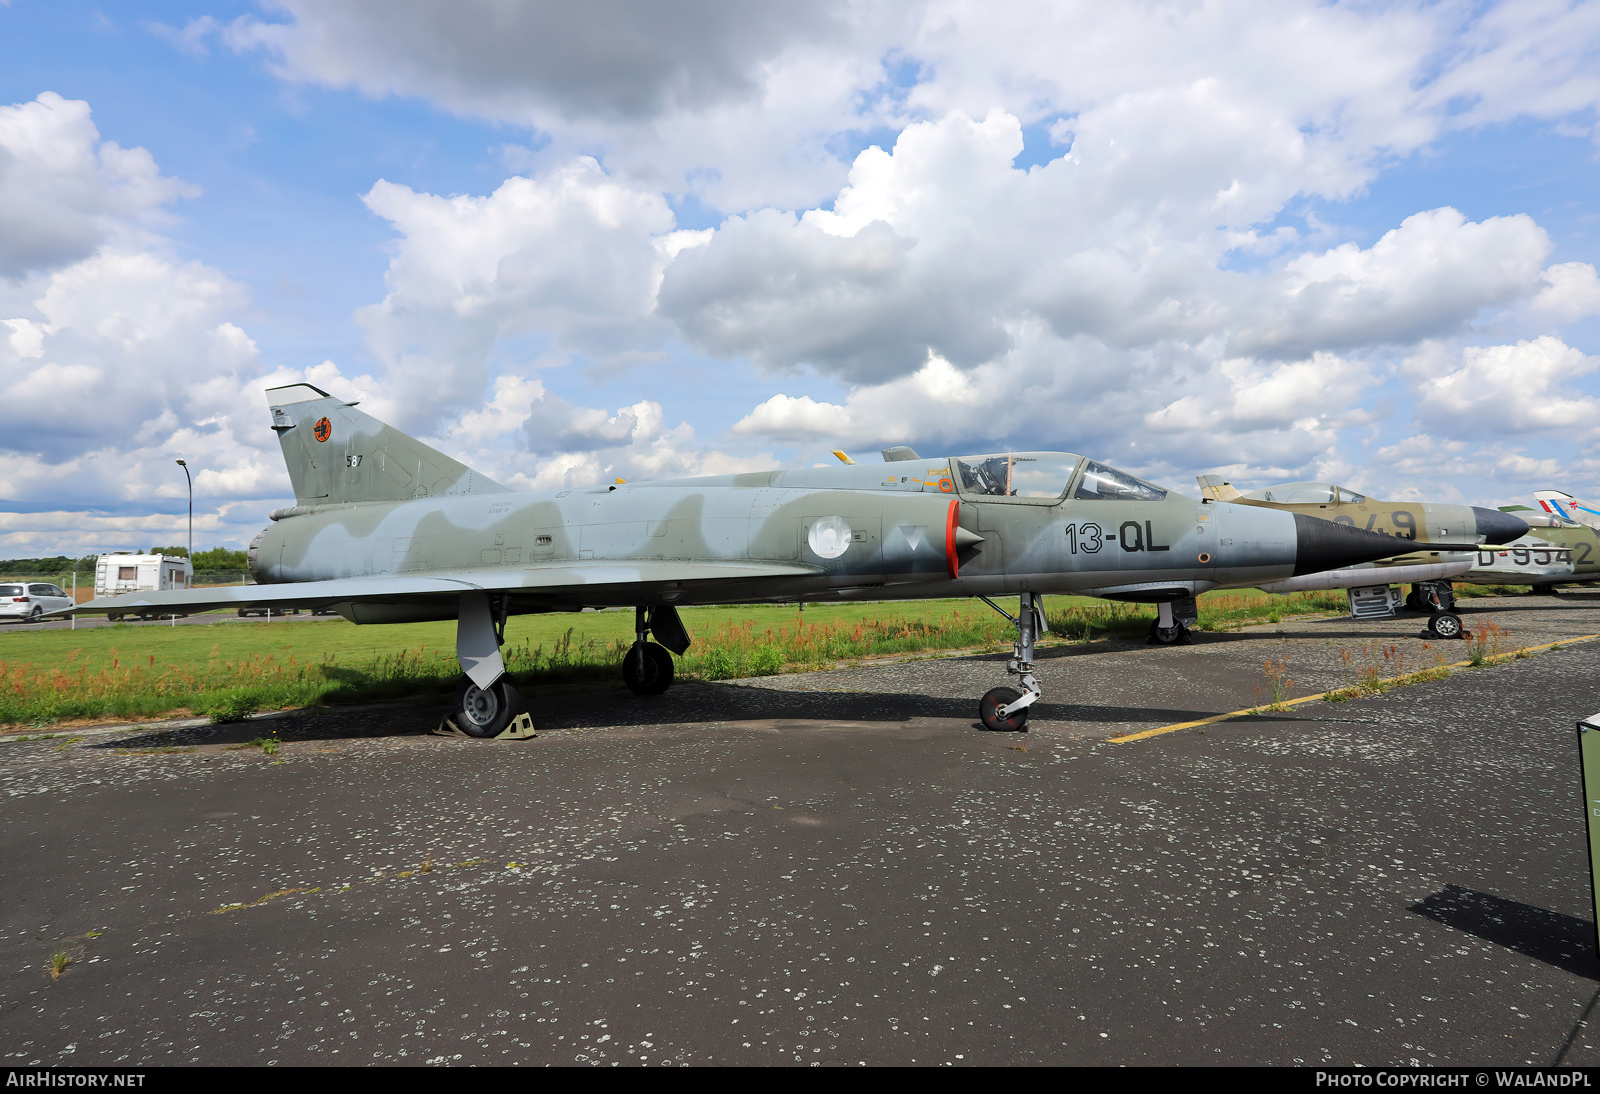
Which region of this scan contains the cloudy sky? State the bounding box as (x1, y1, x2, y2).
(3, 0, 1600, 555)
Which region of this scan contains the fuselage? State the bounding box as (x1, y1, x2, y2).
(1223, 483, 1527, 546)
(250, 452, 1313, 615)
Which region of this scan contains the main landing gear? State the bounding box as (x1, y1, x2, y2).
(1410, 581, 1470, 641)
(624, 605, 674, 696)
(622, 604, 692, 696)
(977, 592, 1046, 732)
(447, 591, 527, 738)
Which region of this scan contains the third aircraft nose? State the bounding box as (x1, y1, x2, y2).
(1291, 513, 1439, 576)
(1472, 506, 1530, 545)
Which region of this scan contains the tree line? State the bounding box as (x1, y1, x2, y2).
(0, 548, 249, 574)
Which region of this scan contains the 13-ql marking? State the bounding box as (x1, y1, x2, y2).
(1064, 522, 1172, 553)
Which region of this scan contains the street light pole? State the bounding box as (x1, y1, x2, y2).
(175, 459, 192, 566)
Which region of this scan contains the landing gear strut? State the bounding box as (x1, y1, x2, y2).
(623, 606, 675, 696)
(977, 593, 1045, 731)
(1407, 580, 1457, 614)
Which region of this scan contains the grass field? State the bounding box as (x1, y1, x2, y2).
(0, 590, 1350, 727)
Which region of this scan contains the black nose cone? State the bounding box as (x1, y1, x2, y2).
(1473, 506, 1529, 545)
(1292, 513, 1429, 576)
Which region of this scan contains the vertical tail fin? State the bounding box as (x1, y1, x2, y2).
(1533, 490, 1600, 529)
(1196, 474, 1243, 502)
(267, 384, 508, 506)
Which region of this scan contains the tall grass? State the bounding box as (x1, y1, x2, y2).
(0, 590, 1346, 727)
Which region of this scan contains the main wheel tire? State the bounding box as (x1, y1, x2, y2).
(453, 677, 517, 739)
(1147, 619, 1187, 645)
(979, 686, 1029, 732)
(1428, 612, 1465, 640)
(622, 642, 674, 696)
(27, 606, 42, 623)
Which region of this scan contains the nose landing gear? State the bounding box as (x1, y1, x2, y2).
(977, 592, 1045, 732)
(1147, 598, 1194, 645)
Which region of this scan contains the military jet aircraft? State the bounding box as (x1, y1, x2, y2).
(1460, 506, 1598, 592)
(60, 385, 1467, 734)
(1534, 490, 1600, 530)
(1195, 475, 1530, 638)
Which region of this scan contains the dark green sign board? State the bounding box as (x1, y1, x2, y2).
(1578, 715, 1600, 958)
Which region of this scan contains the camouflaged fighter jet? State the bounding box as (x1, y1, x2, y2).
(1195, 475, 1530, 638)
(59, 385, 1466, 734)
(1460, 506, 1599, 592)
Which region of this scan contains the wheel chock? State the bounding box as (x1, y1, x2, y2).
(431, 711, 537, 741)
(500, 712, 536, 740)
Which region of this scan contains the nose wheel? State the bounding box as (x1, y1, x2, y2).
(980, 686, 1030, 732)
(976, 593, 1045, 731)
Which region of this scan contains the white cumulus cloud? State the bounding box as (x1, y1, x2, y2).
(0, 92, 195, 279)
(1412, 336, 1600, 436)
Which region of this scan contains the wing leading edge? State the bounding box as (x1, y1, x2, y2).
(54, 559, 826, 618)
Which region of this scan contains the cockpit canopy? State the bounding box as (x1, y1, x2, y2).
(1243, 481, 1367, 505)
(951, 452, 1169, 501)
(1072, 460, 1169, 502)
(953, 453, 1081, 497)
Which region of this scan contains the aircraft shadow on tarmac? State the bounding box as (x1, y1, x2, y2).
(524, 682, 1224, 735)
(78, 676, 1238, 747)
(1408, 884, 1600, 981)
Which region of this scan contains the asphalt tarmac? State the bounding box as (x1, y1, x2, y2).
(4, 592, 1600, 1066)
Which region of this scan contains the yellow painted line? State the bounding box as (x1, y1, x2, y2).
(1108, 632, 1600, 744)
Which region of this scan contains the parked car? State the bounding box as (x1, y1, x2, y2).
(0, 582, 74, 623)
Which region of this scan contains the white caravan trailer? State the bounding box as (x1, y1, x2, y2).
(94, 555, 193, 619)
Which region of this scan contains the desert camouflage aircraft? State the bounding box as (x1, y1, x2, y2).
(1195, 475, 1530, 638)
(61, 385, 1460, 734)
